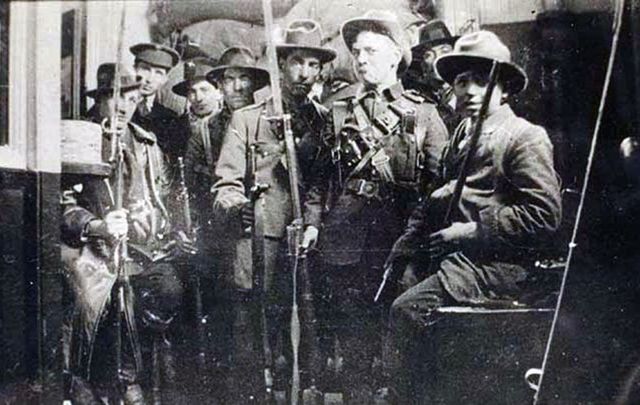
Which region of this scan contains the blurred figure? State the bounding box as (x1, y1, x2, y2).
(403, 19, 461, 132)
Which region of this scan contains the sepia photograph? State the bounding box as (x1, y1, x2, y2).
(0, 0, 639, 403)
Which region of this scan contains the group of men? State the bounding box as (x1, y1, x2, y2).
(62, 8, 562, 405)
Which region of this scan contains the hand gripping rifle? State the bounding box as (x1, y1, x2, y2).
(261, 0, 321, 403)
(101, 6, 143, 400)
(374, 61, 501, 302)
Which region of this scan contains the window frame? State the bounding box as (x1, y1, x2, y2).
(0, 2, 26, 169)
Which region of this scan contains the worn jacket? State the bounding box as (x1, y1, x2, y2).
(408, 104, 562, 303)
(61, 122, 172, 378)
(183, 107, 231, 238)
(213, 97, 327, 240)
(132, 99, 186, 164)
(304, 82, 449, 266)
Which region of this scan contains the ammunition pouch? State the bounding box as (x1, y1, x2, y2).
(331, 93, 421, 188)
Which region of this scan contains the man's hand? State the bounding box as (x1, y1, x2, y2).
(382, 232, 418, 274)
(301, 226, 319, 251)
(240, 202, 254, 230)
(174, 230, 198, 256)
(98, 209, 129, 240)
(428, 221, 479, 260)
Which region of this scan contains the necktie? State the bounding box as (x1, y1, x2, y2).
(139, 97, 151, 117)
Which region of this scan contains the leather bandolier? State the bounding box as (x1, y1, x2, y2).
(329, 89, 427, 204)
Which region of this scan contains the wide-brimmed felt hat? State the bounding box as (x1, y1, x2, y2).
(411, 19, 460, 57)
(341, 10, 412, 72)
(130, 42, 180, 70)
(172, 57, 217, 97)
(276, 19, 336, 64)
(434, 30, 528, 94)
(86, 63, 142, 99)
(206, 47, 270, 90)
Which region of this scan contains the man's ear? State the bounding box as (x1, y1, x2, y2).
(278, 57, 286, 71)
(392, 44, 403, 70)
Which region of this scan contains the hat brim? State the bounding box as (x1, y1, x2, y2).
(276, 45, 337, 64)
(172, 76, 210, 97)
(86, 82, 142, 99)
(435, 54, 528, 94)
(206, 65, 270, 90)
(341, 18, 412, 72)
(411, 36, 460, 56)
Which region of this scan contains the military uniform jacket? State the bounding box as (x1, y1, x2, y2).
(214, 97, 327, 240)
(304, 82, 449, 266)
(407, 104, 562, 303)
(132, 98, 186, 164)
(61, 122, 172, 378)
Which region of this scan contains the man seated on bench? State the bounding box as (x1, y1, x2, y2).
(377, 30, 562, 403)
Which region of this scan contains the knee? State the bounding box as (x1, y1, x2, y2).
(390, 292, 418, 326)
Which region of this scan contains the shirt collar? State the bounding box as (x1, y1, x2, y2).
(144, 94, 156, 110)
(356, 81, 404, 103)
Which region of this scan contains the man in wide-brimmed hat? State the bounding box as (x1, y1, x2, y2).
(212, 20, 336, 401)
(403, 19, 461, 132)
(381, 30, 562, 402)
(130, 42, 186, 163)
(63, 62, 190, 404)
(172, 56, 221, 118)
(301, 9, 449, 399)
(175, 48, 270, 393)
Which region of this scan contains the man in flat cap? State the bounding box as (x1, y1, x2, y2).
(212, 20, 335, 401)
(380, 30, 562, 402)
(62, 63, 192, 403)
(130, 42, 186, 164)
(403, 19, 461, 133)
(300, 10, 449, 399)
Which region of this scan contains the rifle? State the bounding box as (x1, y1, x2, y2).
(103, 5, 143, 400)
(374, 60, 501, 302)
(175, 156, 207, 374)
(245, 134, 274, 402)
(261, 0, 321, 402)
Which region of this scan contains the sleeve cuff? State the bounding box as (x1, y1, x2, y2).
(478, 206, 501, 246)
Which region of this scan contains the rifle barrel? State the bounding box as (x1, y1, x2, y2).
(443, 61, 500, 225)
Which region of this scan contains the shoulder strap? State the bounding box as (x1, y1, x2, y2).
(331, 100, 349, 137)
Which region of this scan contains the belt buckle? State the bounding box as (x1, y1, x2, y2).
(356, 179, 377, 199)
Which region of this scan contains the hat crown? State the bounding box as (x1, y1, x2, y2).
(453, 30, 512, 63)
(130, 42, 180, 69)
(341, 9, 411, 70)
(183, 57, 216, 81)
(96, 63, 139, 91)
(418, 19, 454, 44)
(218, 47, 258, 68)
(282, 19, 324, 48)
(362, 9, 400, 24)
